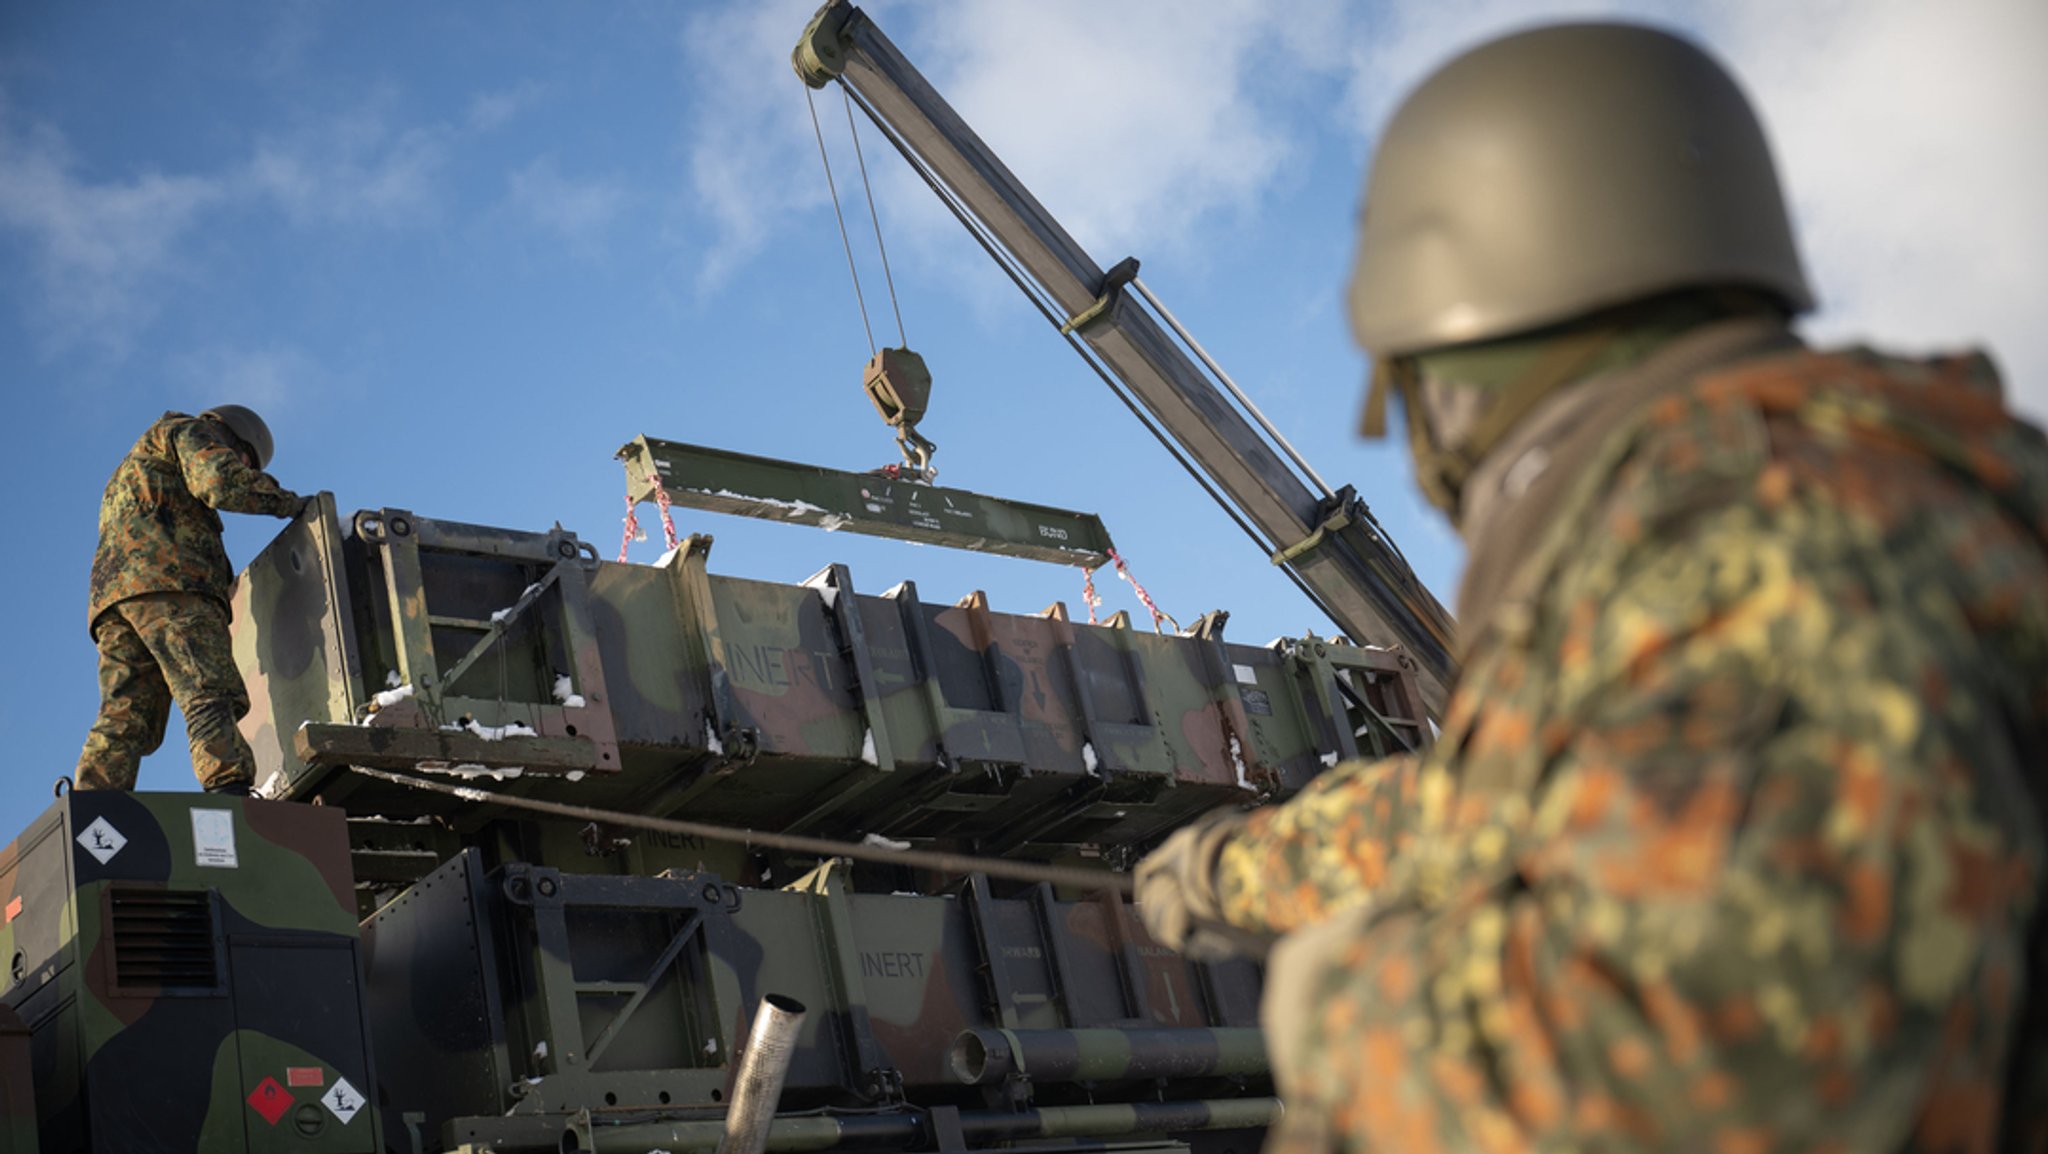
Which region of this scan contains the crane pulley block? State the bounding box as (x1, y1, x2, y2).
(863, 346, 931, 429)
(863, 346, 939, 475)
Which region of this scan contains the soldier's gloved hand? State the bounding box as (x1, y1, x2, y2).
(288, 493, 316, 519)
(1134, 810, 1266, 960)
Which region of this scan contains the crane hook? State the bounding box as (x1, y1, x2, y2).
(862, 346, 938, 480)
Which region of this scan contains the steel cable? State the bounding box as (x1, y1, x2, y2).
(806, 85, 876, 354)
(837, 84, 1357, 636)
(840, 81, 907, 348)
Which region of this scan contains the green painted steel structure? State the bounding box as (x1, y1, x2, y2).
(621, 437, 1117, 569)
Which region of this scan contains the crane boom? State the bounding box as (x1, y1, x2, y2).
(793, 1, 1458, 717)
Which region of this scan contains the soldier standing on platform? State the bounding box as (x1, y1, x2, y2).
(1137, 23, 2048, 1152)
(76, 405, 306, 795)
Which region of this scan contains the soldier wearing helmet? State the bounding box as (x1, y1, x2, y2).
(77, 405, 307, 795)
(1138, 22, 2047, 1151)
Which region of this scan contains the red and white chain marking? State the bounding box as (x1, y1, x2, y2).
(1081, 550, 1175, 632)
(652, 477, 681, 552)
(618, 494, 641, 563)
(1107, 547, 1178, 634)
(1081, 565, 1103, 625)
(618, 475, 683, 563)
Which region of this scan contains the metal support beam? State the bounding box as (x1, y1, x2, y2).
(582, 912, 704, 1067)
(295, 724, 599, 774)
(621, 437, 1114, 569)
(792, 861, 899, 1101)
(958, 873, 1021, 1031)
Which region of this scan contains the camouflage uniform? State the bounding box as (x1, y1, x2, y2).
(1207, 322, 2048, 1152)
(77, 412, 301, 791)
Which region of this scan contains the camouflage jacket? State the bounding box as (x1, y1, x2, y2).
(1214, 322, 2048, 1152)
(88, 412, 301, 632)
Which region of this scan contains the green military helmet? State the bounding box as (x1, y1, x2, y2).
(1347, 22, 1814, 362)
(202, 403, 275, 469)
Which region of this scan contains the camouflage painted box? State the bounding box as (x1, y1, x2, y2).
(0, 792, 377, 1152)
(363, 850, 1269, 1153)
(233, 500, 1425, 884)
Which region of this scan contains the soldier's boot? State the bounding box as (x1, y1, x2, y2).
(75, 607, 173, 791)
(186, 696, 259, 795)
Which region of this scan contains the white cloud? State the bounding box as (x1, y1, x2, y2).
(0, 92, 452, 360)
(0, 115, 225, 358)
(254, 0, 323, 82)
(905, 0, 1338, 259)
(1709, 0, 2048, 421)
(468, 82, 545, 133)
(678, 0, 834, 287)
(677, 0, 1351, 288)
(503, 156, 631, 252)
(168, 343, 328, 414)
(245, 96, 449, 228)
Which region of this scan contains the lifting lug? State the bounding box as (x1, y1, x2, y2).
(1060, 256, 1140, 335)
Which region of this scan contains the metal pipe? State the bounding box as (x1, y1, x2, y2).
(562, 1098, 1278, 1153)
(948, 1027, 1268, 1085)
(973, 1097, 1281, 1140)
(567, 1114, 917, 1154)
(716, 994, 809, 1154)
(1131, 276, 1336, 499)
(343, 765, 1137, 895)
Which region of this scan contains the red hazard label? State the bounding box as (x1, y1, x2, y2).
(247, 1077, 291, 1126)
(286, 1066, 325, 1087)
(4, 896, 20, 923)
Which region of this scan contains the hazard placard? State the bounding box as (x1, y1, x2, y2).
(286, 1065, 325, 1088)
(76, 816, 126, 865)
(322, 1077, 363, 1125)
(246, 1077, 290, 1126)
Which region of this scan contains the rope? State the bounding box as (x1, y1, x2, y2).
(342, 764, 1134, 894)
(807, 85, 876, 355)
(1082, 565, 1103, 625)
(652, 477, 681, 552)
(618, 477, 682, 563)
(1109, 547, 1180, 634)
(841, 82, 906, 348)
(618, 494, 641, 563)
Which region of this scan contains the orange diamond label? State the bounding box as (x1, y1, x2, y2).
(246, 1076, 290, 1126)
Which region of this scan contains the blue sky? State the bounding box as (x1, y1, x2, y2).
(2, 0, 2042, 838)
